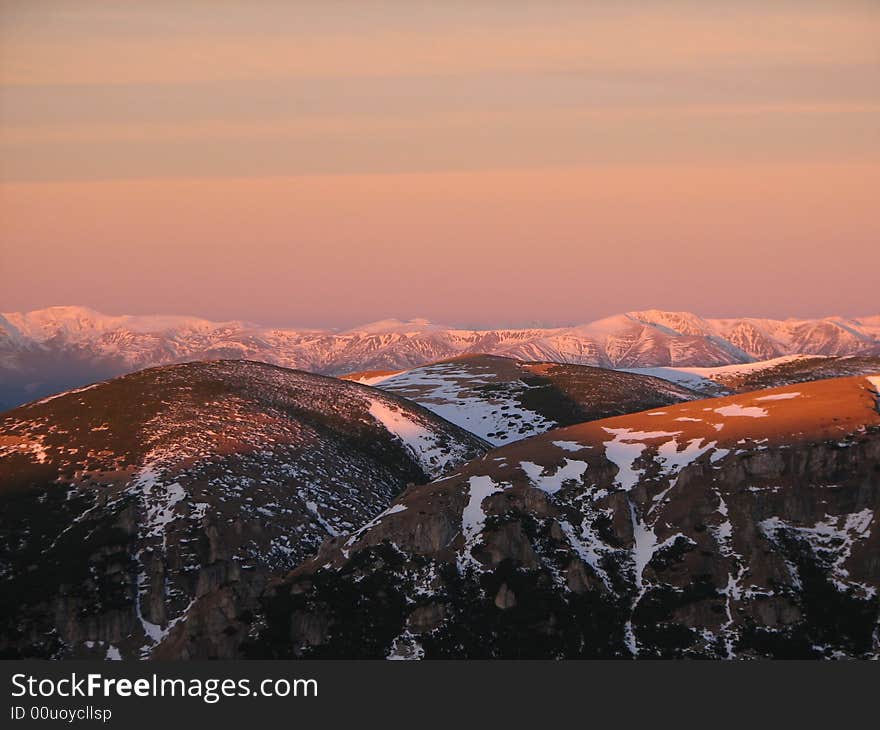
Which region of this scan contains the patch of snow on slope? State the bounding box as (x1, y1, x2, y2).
(2, 435, 51, 464)
(305, 500, 340, 538)
(623, 356, 822, 392)
(601, 428, 682, 491)
(376, 362, 556, 445)
(656, 437, 717, 474)
(460, 475, 509, 566)
(128, 462, 187, 548)
(520, 459, 589, 495)
(599, 426, 711, 654)
(714, 404, 768, 418)
(557, 518, 613, 590)
(625, 499, 693, 656)
(30, 382, 103, 406)
(386, 634, 425, 661)
(649, 438, 718, 513)
(710, 448, 731, 463)
(755, 392, 801, 401)
(552, 440, 588, 452)
(367, 398, 460, 478)
(761, 509, 875, 597)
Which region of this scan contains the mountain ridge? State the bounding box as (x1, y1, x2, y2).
(2, 306, 879, 410)
(344, 354, 699, 446)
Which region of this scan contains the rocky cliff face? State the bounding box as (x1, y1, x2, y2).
(242, 375, 880, 659)
(0, 361, 486, 659)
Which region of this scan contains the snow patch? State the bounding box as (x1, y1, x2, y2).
(459, 476, 510, 566)
(368, 398, 464, 478)
(132, 467, 187, 548)
(624, 498, 693, 656)
(305, 500, 340, 538)
(552, 440, 588, 453)
(714, 404, 768, 418)
(601, 428, 681, 491)
(755, 392, 801, 401)
(30, 382, 102, 406)
(760, 509, 875, 597)
(520, 459, 588, 495)
(375, 362, 556, 446)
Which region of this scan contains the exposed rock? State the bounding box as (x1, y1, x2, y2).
(407, 603, 447, 633)
(494, 584, 517, 610)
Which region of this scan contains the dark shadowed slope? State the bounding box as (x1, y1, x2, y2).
(245, 374, 880, 660)
(344, 355, 699, 445)
(0, 360, 486, 659)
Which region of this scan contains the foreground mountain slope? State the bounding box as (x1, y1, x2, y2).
(246, 374, 880, 659)
(627, 355, 880, 396)
(0, 360, 486, 659)
(345, 355, 698, 445)
(2, 306, 878, 409)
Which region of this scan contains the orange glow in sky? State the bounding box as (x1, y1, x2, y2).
(2, 2, 878, 327)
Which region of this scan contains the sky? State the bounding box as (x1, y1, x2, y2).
(1, 1, 878, 328)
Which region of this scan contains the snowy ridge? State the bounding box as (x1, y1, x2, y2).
(362, 359, 558, 446)
(3, 306, 879, 408)
(350, 355, 698, 447)
(367, 398, 480, 478)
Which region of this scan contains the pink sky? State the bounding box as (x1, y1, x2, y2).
(2, 2, 878, 327)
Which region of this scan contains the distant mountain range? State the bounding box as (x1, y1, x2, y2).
(2, 306, 879, 410)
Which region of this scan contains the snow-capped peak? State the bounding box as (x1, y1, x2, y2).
(1, 305, 878, 409)
(339, 318, 444, 335)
